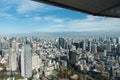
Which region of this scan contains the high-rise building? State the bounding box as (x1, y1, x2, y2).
(32, 54, 42, 70)
(58, 38, 67, 49)
(117, 37, 120, 44)
(106, 40, 111, 52)
(80, 41, 86, 51)
(69, 50, 77, 65)
(10, 39, 18, 51)
(116, 44, 120, 56)
(82, 41, 86, 51)
(112, 38, 116, 45)
(92, 44, 97, 54)
(9, 49, 17, 71)
(21, 44, 32, 78)
(73, 43, 80, 50)
(88, 41, 92, 52)
(103, 50, 107, 56)
(1, 42, 10, 49)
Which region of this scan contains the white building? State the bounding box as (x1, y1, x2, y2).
(117, 37, 120, 44)
(21, 44, 32, 78)
(9, 49, 17, 71)
(32, 54, 42, 70)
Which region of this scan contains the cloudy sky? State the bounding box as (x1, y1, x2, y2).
(0, 0, 120, 35)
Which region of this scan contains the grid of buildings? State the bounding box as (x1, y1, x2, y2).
(0, 37, 120, 80)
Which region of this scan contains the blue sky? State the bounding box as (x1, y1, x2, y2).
(0, 0, 120, 35)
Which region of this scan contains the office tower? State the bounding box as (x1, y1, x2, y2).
(103, 50, 107, 56)
(0, 43, 2, 50)
(113, 38, 116, 45)
(31, 42, 37, 54)
(0, 55, 2, 61)
(74, 43, 80, 50)
(9, 49, 17, 71)
(21, 44, 32, 78)
(10, 39, 18, 51)
(69, 50, 77, 65)
(80, 41, 86, 51)
(1, 42, 10, 49)
(88, 41, 92, 52)
(0, 50, 2, 57)
(10, 39, 15, 49)
(58, 38, 67, 49)
(83, 41, 86, 50)
(92, 44, 97, 54)
(32, 54, 42, 69)
(66, 39, 72, 50)
(116, 44, 120, 56)
(106, 40, 111, 52)
(109, 67, 113, 78)
(117, 37, 120, 44)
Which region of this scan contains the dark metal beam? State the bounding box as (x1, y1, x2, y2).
(33, 0, 120, 18)
(97, 4, 120, 14)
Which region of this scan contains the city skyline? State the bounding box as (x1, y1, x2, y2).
(0, 36, 120, 79)
(0, 0, 120, 79)
(0, 0, 120, 35)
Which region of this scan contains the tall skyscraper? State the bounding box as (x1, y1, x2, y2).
(112, 38, 116, 45)
(117, 37, 120, 44)
(106, 40, 111, 52)
(116, 44, 120, 56)
(9, 49, 17, 71)
(92, 44, 97, 54)
(83, 41, 86, 51)
(80, 41, 86, 51)
(58, 38, 67, 49)
(69, 50, 77, 65)
(103, 50, 107, 56)
(21, 43, 32, 78)
(88, 41, 92, 52)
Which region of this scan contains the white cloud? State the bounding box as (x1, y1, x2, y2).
(0, 0, 57, 14)
(33, 16, 41, 21)
(43, 16, 65, 23)
(0, 13, 16, 20)
(16, 0, 60, 14)
(0, 13, 12, 17)
(47, 15, 120, 32)
(65, 15, 120, 32)
(17, 0, 45, 14)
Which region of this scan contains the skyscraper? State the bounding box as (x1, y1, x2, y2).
(106, 40, 111, 52)
(82, 41, 86, 51)
(9, 49, 17, 71)
(116, 44, 120, 56)
(117, 37, 120, 44)
(69, 50, 77, 65)
(10, 39, 18, 51)
(88, 41, 92, 52)
(92, 44, 97, 54)
(80, 41, 86, 51)
(21, 43, 32, 78)
(103, 50, 107, 56)
(113, 38, 116, 45)
(58, 38, 67, 49)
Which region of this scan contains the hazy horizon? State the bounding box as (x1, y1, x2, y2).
(0, 31, 120, 38)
